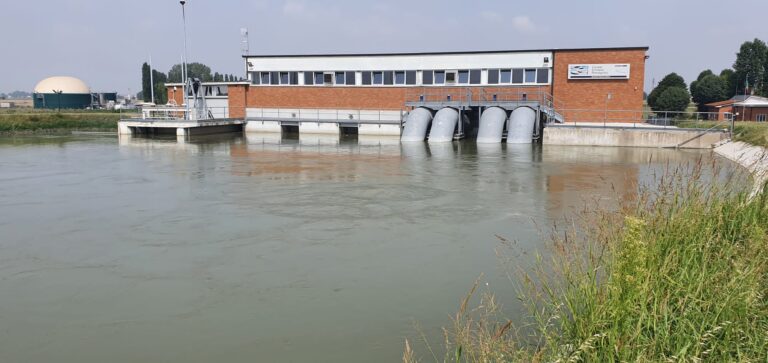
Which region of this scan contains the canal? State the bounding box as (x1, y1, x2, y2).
(0, 134, 733, 362)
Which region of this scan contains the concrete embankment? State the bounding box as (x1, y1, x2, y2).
(544, 125, 728, 149)
(714, 141, 768, 195)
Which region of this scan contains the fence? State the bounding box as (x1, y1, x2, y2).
(554, 109, 735, 128)
(120, 106, 236, 121)
(246, 107, 403, 124)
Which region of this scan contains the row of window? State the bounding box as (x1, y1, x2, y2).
(248, 68, 550, 86)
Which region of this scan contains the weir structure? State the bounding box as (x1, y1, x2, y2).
(402, 87, 563, 144)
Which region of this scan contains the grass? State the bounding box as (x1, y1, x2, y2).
(0, 110, 129, 133)
(406, 163, 768, 362)
(677, 121, 768, 148)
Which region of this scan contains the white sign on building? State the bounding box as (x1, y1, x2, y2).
(568, 64, 630, 80)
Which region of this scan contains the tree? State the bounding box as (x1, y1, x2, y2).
(648, 73, 687, 110)
(733, 38, 768, 95)
(167, 62, 213, 82)
(152, 70, 168, 105)
(141, 62, 152, 102)
(720, 69, 737, 98)
(655, 87, 691, 112)
(691, 75, 727, 110)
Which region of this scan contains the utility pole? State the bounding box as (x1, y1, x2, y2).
(180, 0, 189, 119)
(53, 89, 63, 112)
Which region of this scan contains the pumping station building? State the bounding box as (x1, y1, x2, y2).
(155, 46, 649, 143)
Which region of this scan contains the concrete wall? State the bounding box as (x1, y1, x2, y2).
(544, 126, 728, 149)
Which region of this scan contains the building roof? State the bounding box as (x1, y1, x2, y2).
(242, 46, 650, 59)
(707, 95, 768, 108)
(34, 76, 90, 94)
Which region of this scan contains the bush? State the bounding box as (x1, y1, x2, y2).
(648, 73, 687, 110)
(654, 86, 691, 112)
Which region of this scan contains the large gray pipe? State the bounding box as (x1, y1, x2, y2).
(401, 107, 433, 142)
(476, 107, 507, 143)
(507, 107, 536, 144)
(428, 108, 459, 143)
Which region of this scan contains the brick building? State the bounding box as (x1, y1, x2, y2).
(167, 47, 648, 140)
(705, 95, 768, 122)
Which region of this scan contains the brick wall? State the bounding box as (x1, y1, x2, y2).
(243, 85, 550, 110)
(228, 84, 247, 119)
(553, 49, 647, 123)
(167, 86, 183, 106)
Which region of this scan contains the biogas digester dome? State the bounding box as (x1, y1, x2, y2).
(33, 76, 92, 109)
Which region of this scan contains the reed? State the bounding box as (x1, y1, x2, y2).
(408, 161, 768, 362)
(0, 111, 121, 133)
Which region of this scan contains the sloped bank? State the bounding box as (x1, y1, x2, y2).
(714, 140, 768, 195)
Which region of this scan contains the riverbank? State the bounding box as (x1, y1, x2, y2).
(407, 143, 768, 362)
(0, 111, 124, 134)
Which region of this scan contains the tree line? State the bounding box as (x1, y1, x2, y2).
(648, 38, 768, 112)
(140, 62, 245, 104)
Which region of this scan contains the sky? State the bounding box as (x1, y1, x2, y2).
(1, 0, 765, 95)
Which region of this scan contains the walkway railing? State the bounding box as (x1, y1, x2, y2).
(247, 107, 403, 124)
(551, 109, 735, 130)
(120, 106, 237, 121)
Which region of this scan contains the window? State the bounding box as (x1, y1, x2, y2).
(423, 70, 433, 85)
(511, 69, 523, 84)
(362, 71, 372, 85)
(335, 71, 345, 85)
(395, 71, 406, 85)
(250, 72, 260, 85)
(384, 71, 394, 85)
(372, 71, 383, 85)
(488, 69, 499, 84)
(470, 69, 481, 85)
(524, 69, 536, 83)
(215, 86, 228, 96)
(501, 69, 512, 83)
(260, 72, 270, 85)
(279, 72, 290, 85)
(434, 71, 446, 84)
(270, 72, 279, 85)
(458, 70, 469, 84)
(345, 71, 355, 85)
(315, 72, 324, 85)
(445, 71, 457, 84)
(536, 69, 549, 84)
(406, 71, 416, 85)
(757, 114, 767, 122)
(290, 72, 299, 85)
(305, 72, 314, 85)
(323, 73, 333, 85)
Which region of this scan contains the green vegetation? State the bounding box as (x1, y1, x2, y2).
(139, 62, 244, 102)
(676, 121, 768, 148)
(648, 73, 689, 112)
(690, 70, 727, 111)
(407, 166, 768, 362)
(0, 110, 126, 133)
(733, 38, 768, 96)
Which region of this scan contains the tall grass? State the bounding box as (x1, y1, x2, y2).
(407, 162, 768, 362)
(0, 112, 120, 133)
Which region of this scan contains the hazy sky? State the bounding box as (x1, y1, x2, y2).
(1, 0, 765, 95)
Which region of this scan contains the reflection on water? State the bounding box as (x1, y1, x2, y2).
(0, 134, 738, 363)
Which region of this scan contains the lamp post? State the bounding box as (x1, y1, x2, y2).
(53, 89, 63, 112)
(180, 0, 189, 119)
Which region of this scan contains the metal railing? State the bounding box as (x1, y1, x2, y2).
(404, 87, 562, 109)
(120, 106, 237, 121)
(247, 107, 403, 124)
(550, 109, 735, 130)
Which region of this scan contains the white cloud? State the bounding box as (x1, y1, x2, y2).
(282, 1, 305, 15)
(511, 15, 536, 33)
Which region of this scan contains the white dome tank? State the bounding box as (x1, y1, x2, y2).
(34, 76, 90, 94)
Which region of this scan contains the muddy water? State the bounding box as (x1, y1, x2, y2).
(0, 134, 728, 362)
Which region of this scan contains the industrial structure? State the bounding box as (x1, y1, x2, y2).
(141, 46, 649, 142)
(33, 76, 117, 109)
